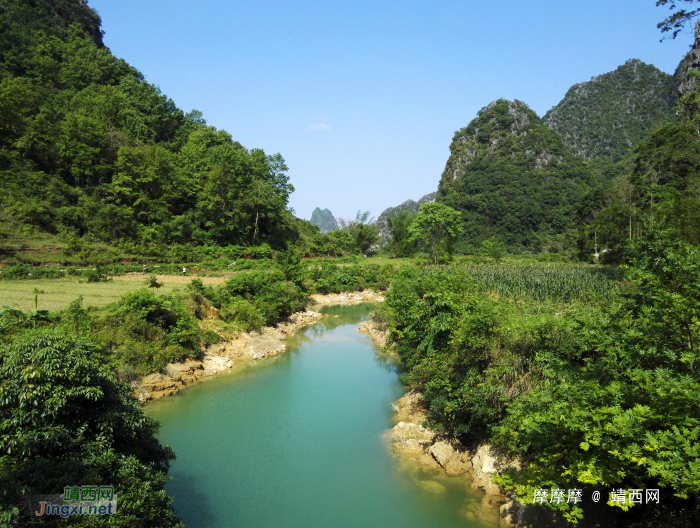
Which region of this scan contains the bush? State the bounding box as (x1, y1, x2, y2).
(0, 264, 66, 280)
(220, 300, 265, 330)
(219, 268, 307, 326)
(0, 335, 182, 527)
(92, 289, 202, 374)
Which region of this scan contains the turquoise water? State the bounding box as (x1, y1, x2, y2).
(147, 304, 495, 528)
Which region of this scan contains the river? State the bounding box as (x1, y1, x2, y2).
(147, 303, 497, 528)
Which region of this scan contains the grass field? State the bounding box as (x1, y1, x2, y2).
(362, 256, 415, 266)
(0, 278, 184, 312)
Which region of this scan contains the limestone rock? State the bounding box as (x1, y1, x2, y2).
(677, 19, 700, 98)
(419, 454, 441, 470)
(429, 441, 454, 468)
(201, 353, 233, 374)
(357, 320, 388, 349)
(445, 452, 471, 476)
(499, 501, 519, 526)
(471, 444, 521, 495)
(391, 421, 433, 453)
(309, 290, 385, 305)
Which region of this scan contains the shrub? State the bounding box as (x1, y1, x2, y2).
(92, 289, 201, 374)
(0, 335, 182, 527)
(219, 268, 307, 325)
(220, 300, 265, 330)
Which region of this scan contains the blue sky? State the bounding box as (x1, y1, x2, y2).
(90, 0, 692, 221)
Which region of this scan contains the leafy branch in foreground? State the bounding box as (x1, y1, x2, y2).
(657, 0, 700, 40)
(0, 334, 183, 527)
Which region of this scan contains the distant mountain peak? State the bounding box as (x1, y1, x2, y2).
(310, 208, 337, 233)
(544, 60, 675, 162)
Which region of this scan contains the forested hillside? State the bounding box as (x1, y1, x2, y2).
(0, 0, 300, 253)
(375, 192, 435, 244)
(435, 99, 598, 254)
(544, 59, 676, 165)
(581, 29, 700, 258)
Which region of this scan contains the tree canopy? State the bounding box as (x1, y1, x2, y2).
(408, 202, 462, 264)
(0, 0, 298, 252)
(0, 334, 182, 526)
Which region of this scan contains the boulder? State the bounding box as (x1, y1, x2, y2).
(429, 441, 454, 468)
(500, 501, 520, 526)
(445, 451, 471, 476)
(470, 444, 521, 495)
(419, 454, 441, 470)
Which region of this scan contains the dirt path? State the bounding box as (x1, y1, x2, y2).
(110, 273, 227, 285)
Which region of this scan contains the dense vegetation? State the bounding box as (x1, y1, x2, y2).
(435, 99, 599, 254)
(584, 38, 700, 259)
(0, 335, 182, 527)
(384, 236, 700, 526)
(0, 0, 325, 258)
(543, 59, 676, 163)
(0, 258, 396, 372)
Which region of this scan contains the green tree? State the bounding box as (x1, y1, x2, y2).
(65, 295, 90, 337)
(477, 239, 506, 261)
(408, 202, 462, 264)
(0, 334, 182, 527)
(387, 210, 415, 258)
(146, 274, 162, 293)
(337, 211, 379, 255)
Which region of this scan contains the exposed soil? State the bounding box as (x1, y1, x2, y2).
(110, 273, 227, 285)
(133, 290, 385, 403)
(310, 290, 385, 305)
(358, 319, 388, 349)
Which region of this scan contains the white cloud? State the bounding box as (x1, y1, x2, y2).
(307, 123, 331, 131)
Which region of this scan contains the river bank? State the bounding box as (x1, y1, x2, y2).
(138, 293, 532, 527)
(147, 303, 496, 528)
(359, 318, 534, 528)
(133, 289, 385, 402)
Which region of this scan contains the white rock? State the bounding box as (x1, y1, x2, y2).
(470, 444, 521, 495)
(429, 441, 454, 468)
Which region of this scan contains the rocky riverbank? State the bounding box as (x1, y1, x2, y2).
(310, 289, 385, 305)
(133, 290, 384, 403)
(133, 309, 323, 402)
(359, 312, 533, 527)
(388, 391, 531, 527)
(357, 319, 388, 349)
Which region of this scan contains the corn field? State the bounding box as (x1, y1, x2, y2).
(461, 264, 625, 302)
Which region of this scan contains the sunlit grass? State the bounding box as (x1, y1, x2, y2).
(0, 278, 181, 312)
